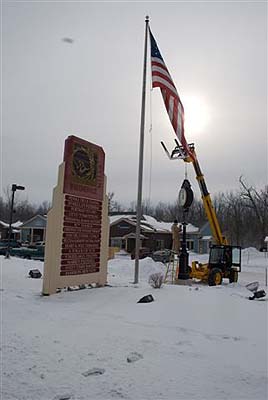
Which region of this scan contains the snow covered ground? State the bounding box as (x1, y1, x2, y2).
(1, 248, 267, 400)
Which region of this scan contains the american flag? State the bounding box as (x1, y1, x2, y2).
(149, 28, 193, 158)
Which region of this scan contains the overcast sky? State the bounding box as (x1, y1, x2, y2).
(2, 1, 267, 208)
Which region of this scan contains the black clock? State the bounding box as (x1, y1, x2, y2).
(179, 179, 194, 209)
(178, 187, 187, 207)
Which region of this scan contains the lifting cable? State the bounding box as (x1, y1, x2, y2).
(184, 161, 188, 180)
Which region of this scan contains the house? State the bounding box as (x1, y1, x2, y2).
(264, 236, 268, 252)
(19, 214, 47, 243)
(0, 220, 22, 240)
(109, 214, 199, 253)
(6, 210, 214, 254)
(197, 221, 213, 254)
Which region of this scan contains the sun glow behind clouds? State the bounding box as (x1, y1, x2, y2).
(183, 95, 210, 138)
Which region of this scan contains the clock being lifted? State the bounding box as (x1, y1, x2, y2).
(178, 187, 187, 207)
(178, 179, 194, 209)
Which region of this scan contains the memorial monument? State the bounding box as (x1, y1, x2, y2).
(42, 135, 109, 295)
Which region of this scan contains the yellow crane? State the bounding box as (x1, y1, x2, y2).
(161, 140, 241, 286)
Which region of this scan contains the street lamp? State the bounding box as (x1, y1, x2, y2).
(178, 179, 193, 280)
(5, 184, 25, 259)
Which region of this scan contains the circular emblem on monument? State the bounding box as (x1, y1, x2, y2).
(72, 144, 97, 185)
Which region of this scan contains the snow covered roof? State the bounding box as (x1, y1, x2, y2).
(0, 220, 23, 228)
(143, 215, 199, 234)
(109, 214, 199, 234)
(12, 220, 23, 228)
(109, 215, 136, 225)
(123, 232, 148, 239)
(20, 214, 47, 228)
(201, 236, 212, 240)
(0, 220, 10, 228)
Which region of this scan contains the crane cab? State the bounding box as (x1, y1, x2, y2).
(190, 245, 241, 286)
(208, 245, 241, 285)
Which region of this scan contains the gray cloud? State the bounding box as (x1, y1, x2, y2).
(2, 1, 267, 207)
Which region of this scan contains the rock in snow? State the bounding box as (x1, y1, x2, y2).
(127, 352, 143, 363)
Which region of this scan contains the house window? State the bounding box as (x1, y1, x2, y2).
(156, 239, 165, 250)
(118, 223, 130, 230)
(186, 240, 194, 250)
(111, 238, 122, 248)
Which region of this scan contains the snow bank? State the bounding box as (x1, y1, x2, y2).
(1, 250, 267, 400)
(108, 255, 166, 285)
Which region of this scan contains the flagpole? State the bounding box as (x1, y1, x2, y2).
(134, 16, 149, 284)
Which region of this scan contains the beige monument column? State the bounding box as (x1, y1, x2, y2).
(42, 135, 109, 295)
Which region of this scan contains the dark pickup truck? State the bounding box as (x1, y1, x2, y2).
(0, 240, 21, 256)
(10, 245, 45, 261)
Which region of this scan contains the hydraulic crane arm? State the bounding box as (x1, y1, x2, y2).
(190, 152, 227, 245)
(161, 140, 227, 246)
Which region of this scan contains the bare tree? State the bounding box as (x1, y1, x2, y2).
(108, 192, 115, 213)
(222, 191, 245, 246)
(108, 192, 125, 213)
(0, 187, 50, 223)
(36, 201, 51, 216)
(239, 176, 268, 247)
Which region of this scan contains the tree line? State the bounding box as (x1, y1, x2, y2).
(0, 178, 267, 249)
(109, 177, 268, 249)
(0, 187, 51, 223)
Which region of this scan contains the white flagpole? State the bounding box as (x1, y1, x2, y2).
(134, 16, 149, 284)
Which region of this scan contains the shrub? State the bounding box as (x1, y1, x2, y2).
(148, 272, 164, 289)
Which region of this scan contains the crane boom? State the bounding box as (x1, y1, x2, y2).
(161, 139, 242, 286)
(189, 152, 227, 245)
(161, 140, 227, 245)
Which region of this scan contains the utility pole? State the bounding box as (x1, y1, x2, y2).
(5, 184, 25, 258)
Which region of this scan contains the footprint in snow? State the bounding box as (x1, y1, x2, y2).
(82, 368, 105, 377)
(53, 394, 73, 400)
(127, 352, 143, 363)
(109, 388, 126, 398)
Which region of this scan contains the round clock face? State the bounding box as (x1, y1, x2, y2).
(178, 187, 187, 207)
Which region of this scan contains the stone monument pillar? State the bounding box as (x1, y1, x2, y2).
(42, 135, 109, 295)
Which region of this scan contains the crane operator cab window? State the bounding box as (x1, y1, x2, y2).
(231, 247, 241, 271)
(208, 245, 241, 272)
(209, 247, 225, 265)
